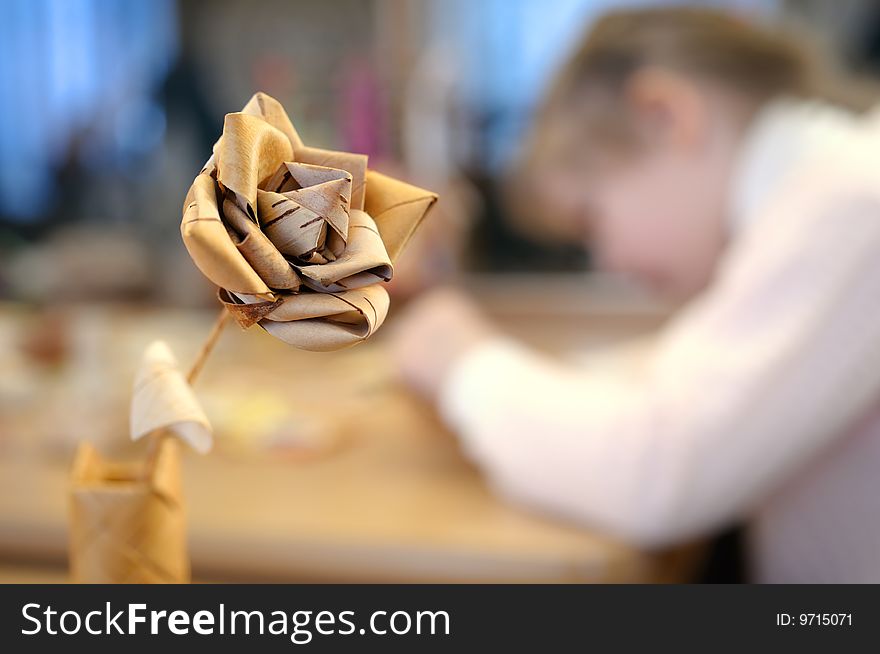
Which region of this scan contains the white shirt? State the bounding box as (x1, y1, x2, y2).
(439, 99, 880, 583)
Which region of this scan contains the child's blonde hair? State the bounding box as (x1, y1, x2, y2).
(517, 6, 875, 236)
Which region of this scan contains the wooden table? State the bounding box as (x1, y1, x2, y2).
(0, 276, 696, 582)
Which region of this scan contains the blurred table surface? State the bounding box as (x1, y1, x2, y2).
(0, 274, 696, 583)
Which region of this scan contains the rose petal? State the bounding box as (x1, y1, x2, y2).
(256, 190, 326, 259)
(215, 112, 293, 219)
(241, 91, 304, 150)
(222, 198, 301, 290)
(295, 146, 368, 210)
(260, 285, 390, 352)
(180, 174, 272, 297)
(264, 162, 352, 242)
(297, 210, 392, 292)
(364, 170, 438, 262)
(217, 289, 285, 328)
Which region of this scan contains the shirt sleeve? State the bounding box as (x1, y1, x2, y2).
(439, 195, 880, 547)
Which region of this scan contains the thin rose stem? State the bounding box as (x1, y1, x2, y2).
(186, 308, 231, 385)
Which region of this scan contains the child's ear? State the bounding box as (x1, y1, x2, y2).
(624, 66, 706, 151)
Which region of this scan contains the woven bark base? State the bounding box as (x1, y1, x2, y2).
(69, 438, 190, 583)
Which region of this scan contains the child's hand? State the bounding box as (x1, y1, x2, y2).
(388, 287, 497, 401)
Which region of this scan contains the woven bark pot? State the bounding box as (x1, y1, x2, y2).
(69, 438, 189, 583)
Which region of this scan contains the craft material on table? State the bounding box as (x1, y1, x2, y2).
(0, 302, 695, 583)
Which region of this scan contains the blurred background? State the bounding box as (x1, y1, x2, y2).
(1, 0, 879, 583)
(4, 0, 879, 294)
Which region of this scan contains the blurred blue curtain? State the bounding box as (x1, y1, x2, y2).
(0, 0, 177, 221)
(425, 0, 646, 171)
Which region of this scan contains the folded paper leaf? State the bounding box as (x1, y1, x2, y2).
(181, 92, 437, 351)
(130, 341, 213, 454)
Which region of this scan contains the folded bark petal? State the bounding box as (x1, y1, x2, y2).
(181, 174, 272, 297)
(223, 198, 301, 290)
(256, 189, 326, 259)
(364, 170, 438, 262)
(264, 162, 352, 244)
(215, 112, 293, 217)
(259, 285, 390, 351)
(297, 210, 392, 292)
(241, 91, 304, 150)
(217, 289, 285, 328)
(295, 145, 368, 211)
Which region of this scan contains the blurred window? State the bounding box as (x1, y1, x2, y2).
(0, 0, 177, 222)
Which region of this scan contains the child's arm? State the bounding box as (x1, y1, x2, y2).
(401, 195, 880, 547)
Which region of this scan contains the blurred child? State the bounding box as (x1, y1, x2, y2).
(390, 7, 880, 582)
